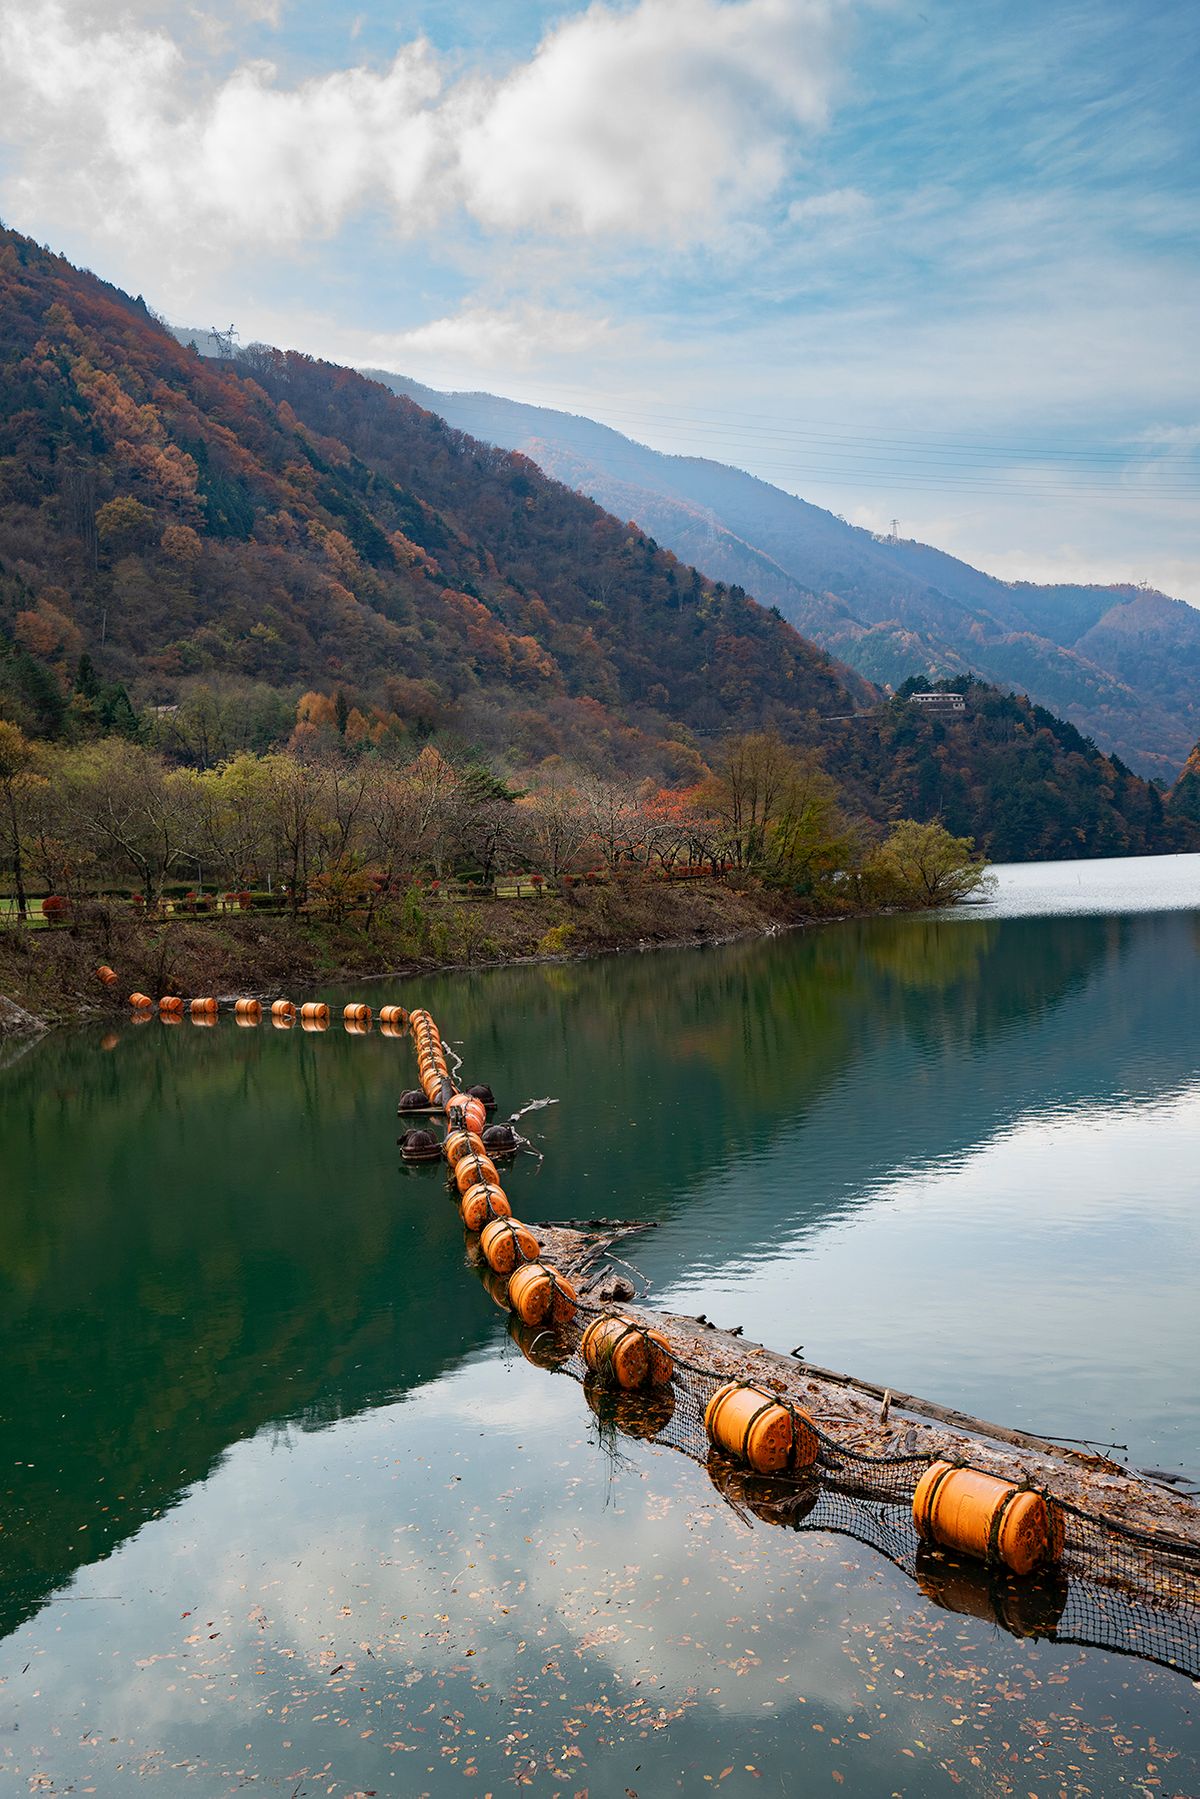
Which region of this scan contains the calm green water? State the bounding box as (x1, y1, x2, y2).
(2, 859, 1199, 1795)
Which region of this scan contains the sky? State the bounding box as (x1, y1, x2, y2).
(1, 0, 1198, 600)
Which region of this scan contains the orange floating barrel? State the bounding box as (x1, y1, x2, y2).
(460, 1182, 512, 1232)
(453, 1152, 500, 1195)
(912, 1461, 1063, 1577)
(158, 995, 184, 1015)
(704, 1381, 819, 1475)
(379, 1004, 407, 1028)
(190, 997, 218, 1017)
(582, 1315, 673, 1389)
(299, 1002, 329, 1024)
(271, 999, 295, 1022)
(444, 1127, 488, 1169)
(508, 1263, 577, 1328)
(234, 998, 261, 1021)
(446, 1091, 487, 1134)
(97, 964, 118, 986)
(129, 992, 153, 1009)
(479, 1215, 539, 1275)
(343, 1002, 371, 1026)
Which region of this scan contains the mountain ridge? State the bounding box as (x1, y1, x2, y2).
(353, 366, 1200, 778)
(0, 229, 1187, 873)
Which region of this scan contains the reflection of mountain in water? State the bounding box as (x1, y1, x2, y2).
(628, 911, 1200, 1273)
(0, 1028, 476, 1639)
(2, 911, 1197, 1641)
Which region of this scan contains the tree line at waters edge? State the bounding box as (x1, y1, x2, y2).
(0, 715, 990, 926)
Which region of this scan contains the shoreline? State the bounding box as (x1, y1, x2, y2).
(0, 880, 829, 1036)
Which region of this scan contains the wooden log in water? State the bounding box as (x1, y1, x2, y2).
(540, 1220, 1200, 1556)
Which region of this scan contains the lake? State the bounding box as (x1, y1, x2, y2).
(2, 853, 1199, 1795)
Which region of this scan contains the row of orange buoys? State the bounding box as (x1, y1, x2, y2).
(412, 1008, 582, 1332)
(407, 1001, 1065, 1580)
(106, 966, 410, 1037)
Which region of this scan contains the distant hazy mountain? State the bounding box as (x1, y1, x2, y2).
(362, 370, 1200, 779)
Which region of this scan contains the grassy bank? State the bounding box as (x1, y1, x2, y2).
(0, 877, 806, 1030)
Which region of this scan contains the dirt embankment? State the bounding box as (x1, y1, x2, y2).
(0, 879, 806, 1030)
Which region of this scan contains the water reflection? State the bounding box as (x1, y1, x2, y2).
(2, 900, 1199, 1792)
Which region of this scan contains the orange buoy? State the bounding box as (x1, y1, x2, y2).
(447, 1092, 487, 1133)
(190, 997, 218, 1017)
(912, 1462, 1064, 1577)
(460, 1182, 512, 1232)
(581, 1315, 673, 1389)
(704, 1382, 819, 1475)
(378, 1004, 407, 1027)
(234, 998, 261, 1021)
(479, 1215, 539, 1275)
(129, 992, 153, 1009)
(97, 964, 119, 986)
(343, 1002, 371, 1025)
(508, 1263, 577, 1328)
(444, 1128, 488, 1168)
(158, 996, 184, 1015)
(453, 1152, 500, 1195)
(271, 999, 295, 1021)
(299, 1002, 329, 1024)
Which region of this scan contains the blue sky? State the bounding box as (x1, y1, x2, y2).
(1, 0, 1197, 598)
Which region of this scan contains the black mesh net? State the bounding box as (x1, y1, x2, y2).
(510, 1297, 1200, 1681)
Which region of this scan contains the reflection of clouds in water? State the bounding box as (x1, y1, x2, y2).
(7, 1347, 1194, 1796)
(971, 852, 1200, 918)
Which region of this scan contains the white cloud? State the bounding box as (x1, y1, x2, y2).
(366, 303, 617, 375)
(787, 184, 869, 224)
(453, 0, 841, 238)
(0, 0, 845, 268)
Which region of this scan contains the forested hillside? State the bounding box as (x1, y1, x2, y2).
(0, 224, 1192, 865)
(0, 225, 866, 783)
(831, 679, 1188, 864)
(366, 371, 1200, 779)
